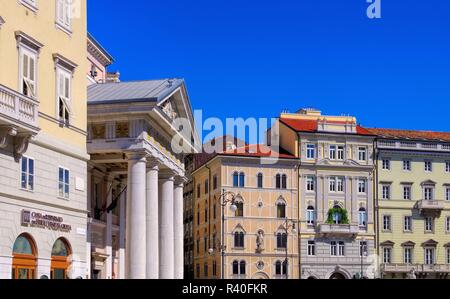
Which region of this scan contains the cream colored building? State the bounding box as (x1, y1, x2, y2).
(0, 0, 89, 279)
(193, 144, 299, 279)
(279, 109, 376, 279)
(370, 128, 450, 279)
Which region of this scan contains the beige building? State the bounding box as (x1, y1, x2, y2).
(193, 144, 299, 279)
(279, 108, 377, 279)
(0, 0, 89, 279)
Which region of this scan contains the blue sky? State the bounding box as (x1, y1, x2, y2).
(88, 0, 450, 141)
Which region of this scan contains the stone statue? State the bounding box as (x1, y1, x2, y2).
(256, 231, 265, 253)
(407, 268, 417, 280)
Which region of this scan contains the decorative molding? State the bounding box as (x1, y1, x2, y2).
(0, 126, 17, 148)
(15, 31, 44, 53)
(53, 53, 78, 72)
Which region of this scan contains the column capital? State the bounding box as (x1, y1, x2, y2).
(159, 169, 177, 180)
(125, 151, 147, 161)
(174, 176, 188, 186)
(146, 157, 160, 170)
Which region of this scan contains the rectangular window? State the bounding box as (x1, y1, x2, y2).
(425, 161, 432, 172)
(383, 247, 392, 264)
(424, 187, 434, 201)
(213, 175, 218, 190)
(329, 178, 336, 192)
(358, 147, 367, 161)
(21, 157, 34, 191)
(358, 179, 366, 193)
(446, 217, 450, 232)
(337, 146, 345, 160)
(330, 241, 337, 256)
(446, 188, 450, 201)
(403, 186, 412, 200)
(329, 145, 336, 160)
(204, 179, 209, 194)
(338, 241, 345, 256)
(20, 49, 37, 98)
(197, 184, 200, 198)
(404, 248, 413, 264)
(403, 160, 411, 171)
(57, 68, 71, 125)
(383, 215, 392, 231)
(306, 144, 316, 159)
(425, 248, 435, 265)
(447, 249, 450, 265)
(360, 241, 368, 257)
(307, 241, 316, 256)
(337, 177, 344, 192)
(306, 176, 315, 192)
(56, 0, 72, 30)
(425, 217, 433, 232)
(58, 167, 70, 199)
(446, 162, 450, 173)
(382, 185, 391, 200)
(382, 159, 391, 170)
(404, 216, 412, 232)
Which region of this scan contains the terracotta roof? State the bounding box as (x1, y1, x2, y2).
(222, 144, 296, 159)
(366, 128, 450, 142)
(280, 118, 374, 136)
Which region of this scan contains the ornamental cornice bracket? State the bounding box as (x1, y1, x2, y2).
(13, 133, 32, 161)
(0, 126, 18, 148)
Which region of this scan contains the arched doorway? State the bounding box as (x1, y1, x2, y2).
(329, 272, 347, 279)
(12, 234, 37, 279)
(50, 238, 72, 279)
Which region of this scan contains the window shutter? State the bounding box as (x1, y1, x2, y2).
(23, 54, 29, 78)
(58, 0, 64, 23)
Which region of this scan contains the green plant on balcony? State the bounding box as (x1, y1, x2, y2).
(326, 206, 349, 225)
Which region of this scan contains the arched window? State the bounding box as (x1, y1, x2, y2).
(12, 234, 37, 279)
(359, 207, 367, 227)
(257, 173, 263, 189)
(275, 260, 287, 276)
(233, 172, 239, 187)
(232, 260, 239, 275)
(276, 174, 281, 189)
(234, 231, 245, 248)
(277, 201, 286, 218)
(232, 260, 246, 276)
(239, 172, 245, 187)
(235, 201, 244, 217)
(239, 261, 246, 275)
(282, 174, 287, 189)
(276, 232, 287, 249)
(307, 206, 316, 225)
(51, 238, 72, 279)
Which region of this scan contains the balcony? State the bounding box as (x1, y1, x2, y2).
(382, 264, 450, 274)
(0, 84, 39, 156)
(417, 200, 444, 217)
(317, 224, 359, 237)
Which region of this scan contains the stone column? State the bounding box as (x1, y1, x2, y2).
(159, 171, 175, 279)
(146, 161, 160, 279)
(126, 152, 147, 279)
(118, 180, 126, 279)
(106, 176, 114, 279)
(174, 177, 185, 279)
(317, 175, 323, 223)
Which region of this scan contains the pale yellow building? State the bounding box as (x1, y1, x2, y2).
(0, 0, 89, 279)
(370, 128, 450, 279)
(193, 144, 299, 279)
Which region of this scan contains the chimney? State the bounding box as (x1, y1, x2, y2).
(106, 71, 121, 83)
(297, 108, 322, 116)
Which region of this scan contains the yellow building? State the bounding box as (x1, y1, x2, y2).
(0, 0, 89, 279)
(371, 128, 450, 279)
(193, 144, 299, 279)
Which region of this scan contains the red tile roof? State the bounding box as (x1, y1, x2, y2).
(222, 144, 296, 159)
(280, 118, 375, 136)
(366, 128, 450, 142)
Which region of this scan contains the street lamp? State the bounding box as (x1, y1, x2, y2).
(284, 218, 297, 280)
(215, 189, 238, 280)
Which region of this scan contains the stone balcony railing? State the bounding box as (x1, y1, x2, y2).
(377, 140, 450, 152)
(417, 200, 445, 216)
(317, 224, 359, 237)
(382, 264, 450, 274)
(0, 83, 39, 132)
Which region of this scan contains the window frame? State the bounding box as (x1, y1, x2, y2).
(383, 247, 392, 264)
(20, 156, 35, 191)
(424, 248, 435, 265)
(306, 206, 316, 226)
(382, 184, 391, 200)
(306, 144, 316, 159)
(424, 161, 433, 172)
(403, 159, 412, 171)
(58, 166, 70, 199)
(425, 217, 434, 233)
(19, 47, 38, 99)
(55, 0, 72, 33)
(403, 185, 412, 200)
(383, 215, 392, 231)
(358, 178, 367, 194)
(306, 176, 315, 192)
(56, 66, 72, 126)
(307, 241, 316, 256)
(404, 247, 413, 264)
(382, 159, 391, 171)
(404, 216, 413, 232)
(358, 147, 367, 162)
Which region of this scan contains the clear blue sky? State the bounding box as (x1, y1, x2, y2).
(87, 0, 450, 139)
